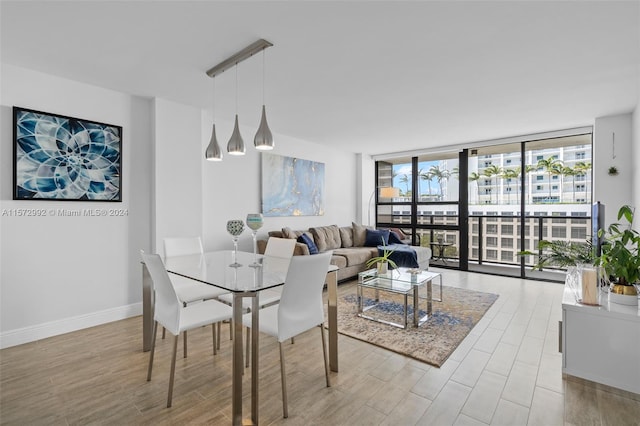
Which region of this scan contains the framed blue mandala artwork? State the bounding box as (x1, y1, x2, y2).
(13, 107, 122, 201)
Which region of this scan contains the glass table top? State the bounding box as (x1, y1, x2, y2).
(163, 250, 289, 293)
(358, 267, 440, 293)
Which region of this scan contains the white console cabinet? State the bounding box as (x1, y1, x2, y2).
(561, 283, 640, 394)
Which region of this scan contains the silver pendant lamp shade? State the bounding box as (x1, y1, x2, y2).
(205, 124, 223, 161)
(254, 105, 273, 150)
(227, 114, 245, 155)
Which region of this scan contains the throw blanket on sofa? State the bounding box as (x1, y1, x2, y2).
(378, 244, 419, 268)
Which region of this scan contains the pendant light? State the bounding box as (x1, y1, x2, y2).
(254, 49, 274, 150)
(227, 64, 245, 155)
(205, 39, 273, 162)
(205, 77, 223, 161)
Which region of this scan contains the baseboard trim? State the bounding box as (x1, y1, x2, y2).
(0, 303, 142, 349)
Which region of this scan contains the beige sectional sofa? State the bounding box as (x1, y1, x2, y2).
(257, 223, 431, 281)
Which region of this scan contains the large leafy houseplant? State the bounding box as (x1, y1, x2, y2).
(522, 239, 595, 270)
(597, 205, 640, 291)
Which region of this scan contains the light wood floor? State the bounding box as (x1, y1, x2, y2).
(1, 268, 639, 425)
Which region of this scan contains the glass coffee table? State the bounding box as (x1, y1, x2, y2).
(357, 268, 443, 329)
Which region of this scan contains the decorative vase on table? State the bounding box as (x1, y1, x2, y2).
(226, 219, 245, 267)
(246, 213, 264, 268)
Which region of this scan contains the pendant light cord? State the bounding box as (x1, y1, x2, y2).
(212, 75, 216, 121)
(262, 49, 266, 105)
(235, 63, 239, 114)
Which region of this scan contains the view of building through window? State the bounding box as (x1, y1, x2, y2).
(375, 133, 593, 280)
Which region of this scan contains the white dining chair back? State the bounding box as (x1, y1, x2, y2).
(162, 237, 228, 354)
(142, 251, 182, 335)
(258, 237, 297, 306)
(163, 236, 225, 303)
(264, 237, 296, 259)
(277, 252, 332, 342)
(164, 237, 204, 258)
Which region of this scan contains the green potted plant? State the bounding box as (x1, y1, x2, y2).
(597, 205, 640, 305)
(366, 239, 397, 274)
(521, 239, 595, 270)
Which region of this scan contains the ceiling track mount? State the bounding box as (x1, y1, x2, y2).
(206, 39, 273, 78)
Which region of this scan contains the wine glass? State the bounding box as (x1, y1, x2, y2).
(246, 213, 264, 267)
(226, 219, 245, 267)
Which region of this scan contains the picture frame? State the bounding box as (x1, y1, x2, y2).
(261, 152, 325, 216)
(13, 106, 122, 201)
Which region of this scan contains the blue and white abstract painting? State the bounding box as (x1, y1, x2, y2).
(14, 107, 122, 201)
(261, 153, 324, 216)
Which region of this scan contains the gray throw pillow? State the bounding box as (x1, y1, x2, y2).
(352, 222, 372, 247)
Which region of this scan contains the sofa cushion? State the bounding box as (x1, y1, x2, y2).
(297, 233, 319, 254)
(339, 226, 354, 248)
(330, 254, 347, 269)
(294, 242, 310, 256)
(352, 222, 373, 247)
(364, 229, 390, 247)
(268, 230, 285, 238)
(310, 225, 341, 252)
(333, 247, 378, 267)
(282, 227, 298, 239)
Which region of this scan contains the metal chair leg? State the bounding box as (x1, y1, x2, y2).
(217, 322, 221, 349)
(167, 334, 179, 408)
(320, 324, 331, 387)
(279, 341, 288, 418)
(183, 330, 188, 358)
(212, 324, 217, 355)
(245, 326, 250, 368)
(147, 321, 158, 381)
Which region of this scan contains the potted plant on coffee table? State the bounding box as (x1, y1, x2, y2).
(366, 239, 397, 274)
(597, 205, 640, 306)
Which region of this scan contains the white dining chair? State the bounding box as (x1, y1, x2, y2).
(163, 237, 230, 354)
(141, 251, 233, 408)
(242, 252, 332, 418)
(251, 237, 297, 305)
(164, 237, 229, 303)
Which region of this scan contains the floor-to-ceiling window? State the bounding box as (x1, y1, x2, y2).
(375, 131, 593, 281)
(375, 153, 462, 268)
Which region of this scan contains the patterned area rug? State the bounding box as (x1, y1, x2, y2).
(331, 285, 498, 367)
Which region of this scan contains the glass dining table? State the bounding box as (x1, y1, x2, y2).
(141, 250, 339, 425)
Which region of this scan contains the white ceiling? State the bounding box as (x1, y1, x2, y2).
(1, 1, 638, 156)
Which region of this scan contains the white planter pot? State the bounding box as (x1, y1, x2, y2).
(609, 291, 639, 306)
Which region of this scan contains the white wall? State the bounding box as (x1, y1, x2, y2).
(0, 65, 152, 348)
(593, 112, 633, 228)
(632, 71, 640, 219)
(153, 99, 203, 254)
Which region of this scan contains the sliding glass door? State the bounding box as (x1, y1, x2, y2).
(467, 134, 592, 279)
(468, 142, 523, 277)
